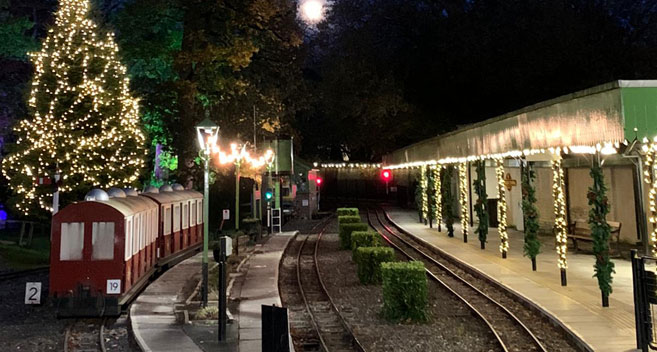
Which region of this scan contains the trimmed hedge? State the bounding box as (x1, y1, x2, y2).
(381, 261, 428, 322)
(338, 215, 361, 225)
(337, 208, 359, 216)
(339, 222, 368, 249)
(355, 247, 395, 284)
(351, 231, 379, 260)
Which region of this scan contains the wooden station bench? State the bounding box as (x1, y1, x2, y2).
(567, 219, 621, 253)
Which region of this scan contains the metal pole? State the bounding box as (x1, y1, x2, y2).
(218, 240, 227, 341)
(202, 154, 209, 307)
(235, 163, 240, 230)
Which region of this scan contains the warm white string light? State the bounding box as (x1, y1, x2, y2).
(212, 143, 274, 169)
(420, 165, 428, 222)
(642, 140, 657, 256)
(317, 162, 382, 169)
(2, 0, 146, 214)
(432, 165, 442, 226)
(458, 162, 469, 238)
(495, 158, 509, 257)
(551, 156, 568, 270)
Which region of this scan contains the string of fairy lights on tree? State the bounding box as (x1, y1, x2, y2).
(495, 158, 509, 258)
(1, 0, 146, 214)
(432, 165, 442, 228)
(458, 162, 469, 240)
(551, 156, 569, 277)
(642, 141, 657, 256)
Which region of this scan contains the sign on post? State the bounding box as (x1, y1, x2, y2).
(223, 209, 230, 220)
(24, 282, 41, 304)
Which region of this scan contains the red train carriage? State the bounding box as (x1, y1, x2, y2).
(140, 185, 203, 264)
(50, 186, 204, 317)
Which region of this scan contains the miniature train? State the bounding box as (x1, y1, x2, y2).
(49, 184, 203, 317)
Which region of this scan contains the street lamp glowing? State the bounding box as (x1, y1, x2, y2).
(300, 0, 324, 24)
(196, 117, 219, 152)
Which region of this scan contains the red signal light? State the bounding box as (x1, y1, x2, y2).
(316, 177, 323, 185)
(381, 169, 392, 181)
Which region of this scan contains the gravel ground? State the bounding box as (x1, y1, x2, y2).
(0, 271, 139, 352)
(317, 223, 502, 352)
(0, 272, 67, 351)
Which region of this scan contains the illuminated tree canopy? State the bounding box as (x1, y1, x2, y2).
(1, 0, 146, 214)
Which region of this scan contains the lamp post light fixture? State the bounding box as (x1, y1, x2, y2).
(196, 117, 219, 308)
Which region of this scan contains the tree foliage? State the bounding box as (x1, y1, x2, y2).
(1, 0, 146, 214)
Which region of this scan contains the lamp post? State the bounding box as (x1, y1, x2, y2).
(196, 117, 219, 308)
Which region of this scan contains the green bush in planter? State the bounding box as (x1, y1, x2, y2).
(338, 215, 361, 225)
(351, 231, 379, 260)
(339, 222, 368, 249)
(381, 261, 428, 322)
(355, 247, 395, 284)
(337, 208, 359, 216)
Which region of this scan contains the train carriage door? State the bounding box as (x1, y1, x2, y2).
(173, 203, 181, 252)
(191, 199, 197, 243)
(125, 217, 133, 289)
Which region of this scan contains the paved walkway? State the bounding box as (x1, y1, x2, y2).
(237, 231, 297, 352)
(386, 207, 637, 352)
(130, 253, 203, 352)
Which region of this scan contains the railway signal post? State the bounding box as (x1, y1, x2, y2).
(196, 118, 220, 308)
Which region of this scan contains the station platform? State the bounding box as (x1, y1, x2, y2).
(130, 253, 204, 352)
(386, 207, 637, 352)
(129, 232, 296, 352)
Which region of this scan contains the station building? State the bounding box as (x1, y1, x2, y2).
(380, 80, 657, 257)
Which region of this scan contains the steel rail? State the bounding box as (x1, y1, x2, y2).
(295, 216, 365, 352)
(315, 218, 367, 352)
(364, 208, 508, 352)
(369, 207, 548, 352)
(0, 266, 49, 281)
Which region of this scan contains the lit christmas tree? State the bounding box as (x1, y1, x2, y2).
(2, 0, 146, 214)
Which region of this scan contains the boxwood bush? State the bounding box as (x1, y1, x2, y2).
(339, 222, 368, 249)
(381, 261, 428, 322)
(338, 215, 361, 225)
(351, 231, 379, 260)
(337, 208, 359, 216)
(355, 246, 395, 284)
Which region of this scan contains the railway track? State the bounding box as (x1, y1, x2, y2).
(280, 216, 365, 352)
(366, 207, 548, 352)
(64, 318, 107, 352)
(0, 266, 49, 281)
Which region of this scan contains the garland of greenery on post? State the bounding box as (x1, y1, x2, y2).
(474, 160, 489, 249)
(441, 165, 456, 237)
(458, 163, 470, 242)
(427, 166, 436, 228)
(521, 162, 541, 271)
(433, 166, 442, 231)
(588, 157, 615, 307)
(415, 167, 426, 223)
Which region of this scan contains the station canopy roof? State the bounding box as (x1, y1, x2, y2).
(383, 80, 657, 168)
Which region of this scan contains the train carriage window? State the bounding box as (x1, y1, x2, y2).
(145, 212, 150, 245)
(133, 215, 139, 255)
(191, 202, 197, 226)
(183, 203, 189, 229)
(164, 206, 172, 235)
(197, 200, 203, 224)
(174, 204, 181, 232)
(92, 222, 114, 260)
(60, 222, 84, 261)
(151, 209, 157, 242)
(125, 218, 132, 260)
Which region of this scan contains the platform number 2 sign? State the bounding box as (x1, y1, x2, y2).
(24, 282, 41, 305)
(107, 280, 121, 295)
